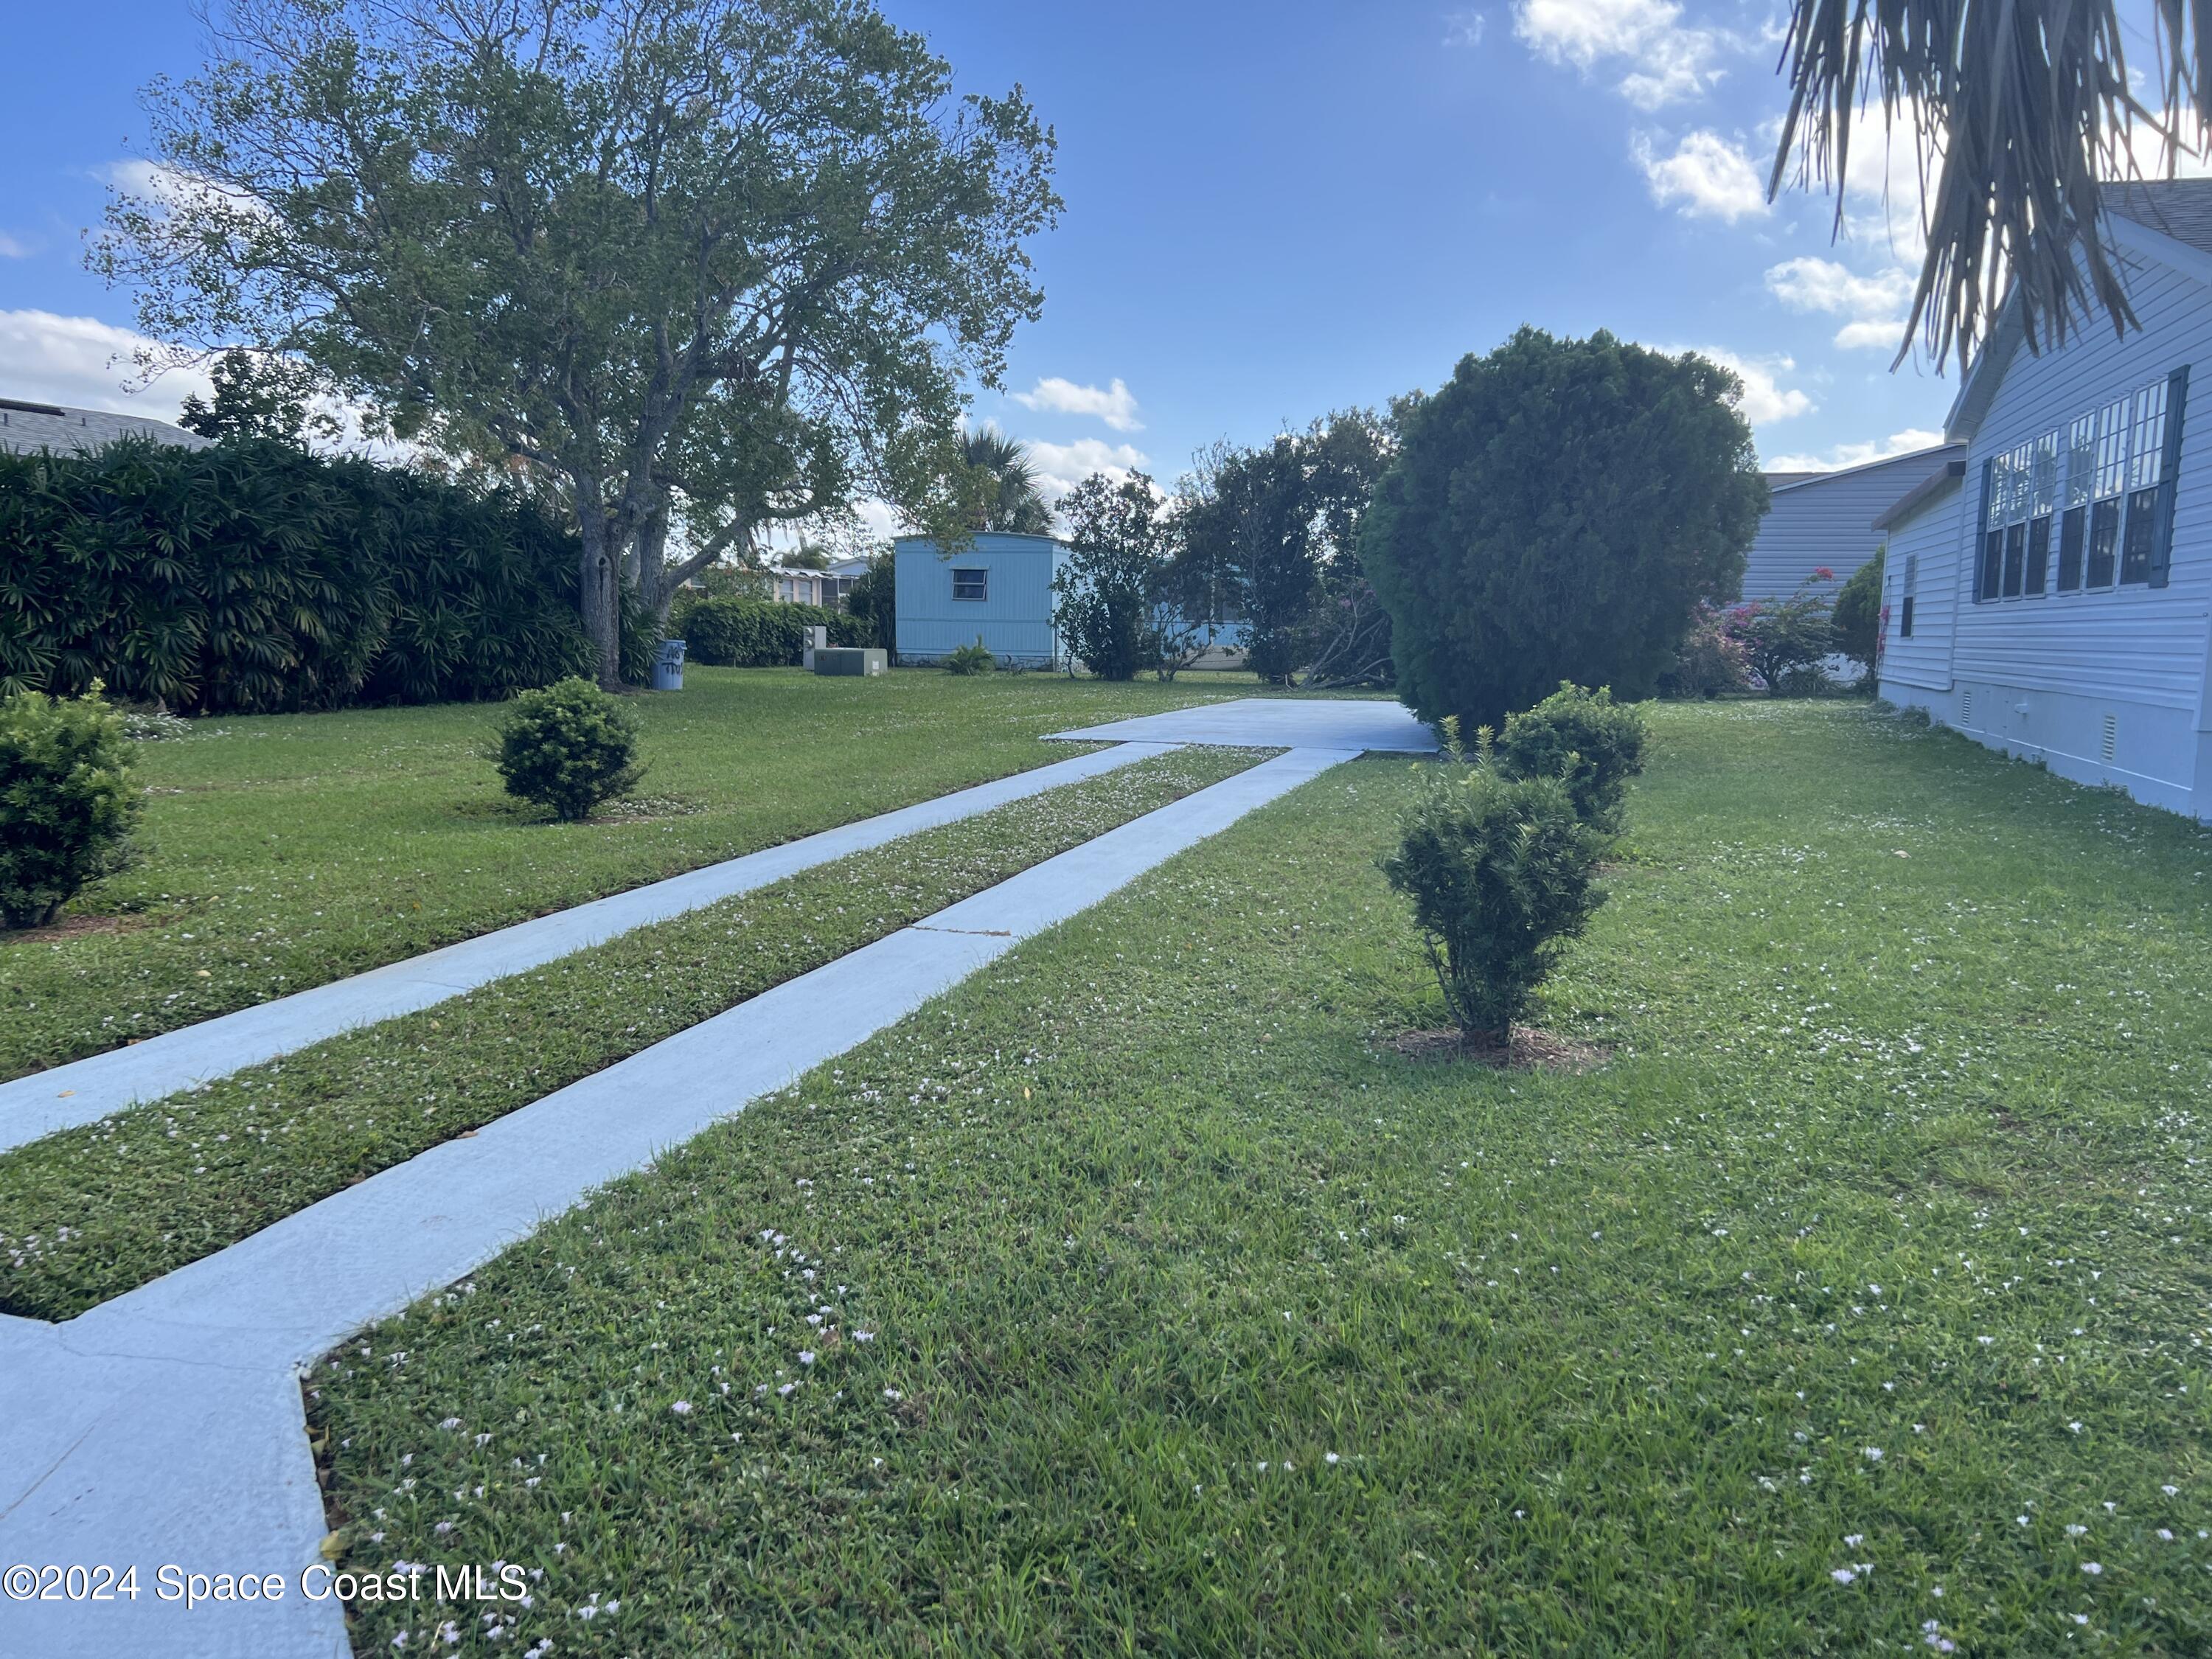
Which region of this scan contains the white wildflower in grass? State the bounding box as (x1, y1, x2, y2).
(1863, 1447, 1883, 1462)
(2066, 1524, 2087, 1537)
(2163, 1484, 2180, 1496)
(799, 1351, 816, 1366)
(1831, 1568, 1856, 1585)
(1325, 1453, 1340, 1465)
(777, 1382, 796, 1397)
(883, 1388, 902, 1402)
(2069, 1421, 2084, 1434)
(2081, 1562, 2103, 1575)
(2158, 1528, 2175, 1541)
(439, 1417, 462, 1430)
(1843, 1534, 1863, 1546)
(669, 1400, 692, 1416)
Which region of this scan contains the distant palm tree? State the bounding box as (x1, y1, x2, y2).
(1772, 0, 2209, 371)
(961, 427, 1054, 535)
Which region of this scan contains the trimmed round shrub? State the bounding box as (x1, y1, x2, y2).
(493, 677, 644, 822)
(1492, 682, 1649, 833)
(1, 686, 144, 928)
(944, 638, 995, 675)
(1380, 755, 1604, 1046)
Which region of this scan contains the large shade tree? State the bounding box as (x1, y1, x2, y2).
(1773, 0, 2212, 369)
(97, 0, 1059, 683)
(1361, 328, 1767, 734)
(1176, 408, 1397, 688)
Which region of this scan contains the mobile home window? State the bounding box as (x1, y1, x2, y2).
(1982, 373, 2185, 599)
(950, 568, 987, 601)
(1900, 552, 1917, 638)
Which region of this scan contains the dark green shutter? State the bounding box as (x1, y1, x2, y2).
(1973, 457, 1995, 602)
(2151, 364, 2188, 589)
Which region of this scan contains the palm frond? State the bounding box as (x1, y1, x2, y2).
(1772, 0, 2211, 371)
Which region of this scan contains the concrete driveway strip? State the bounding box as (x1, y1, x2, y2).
(1047, 695, 1436, 754)
(0, 745, 1350, 1659)
(0, 740, 1177, 1155)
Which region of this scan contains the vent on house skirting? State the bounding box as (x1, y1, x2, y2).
(2101, 712, 2118, 765)
(1960, 688, 1973, 726)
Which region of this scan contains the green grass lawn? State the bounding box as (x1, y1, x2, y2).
(307, 701, 2212, 1655)
(0, 745, 1259, 1318)
(0, 667, 1266, 1081)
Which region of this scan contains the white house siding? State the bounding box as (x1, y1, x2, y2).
(1915, 253, 2212, 817)
(894, 533, 1065, 666)
(1874, 483, 1969, 694)
(1743, 448, 1958, 605)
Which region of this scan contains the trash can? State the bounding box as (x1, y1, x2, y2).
(652, 638, 686, 691)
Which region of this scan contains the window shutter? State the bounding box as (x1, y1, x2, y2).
(2151, 364, 2188, 589)
(1973, 456, 1995, 602)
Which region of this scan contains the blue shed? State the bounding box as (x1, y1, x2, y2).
(894, 532, 1067, 667)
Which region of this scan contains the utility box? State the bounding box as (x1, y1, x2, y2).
(813, 647, 886, 678)
(652, 638, 686, 690)
(801, 625, 828, 670)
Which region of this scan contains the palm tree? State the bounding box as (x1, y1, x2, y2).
(1772, 0, 2210, 372)
(961, 426, 1055, 535)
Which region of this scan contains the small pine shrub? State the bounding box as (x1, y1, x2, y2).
(1492, 682, 1648, 832)
(493, 677, 644, 822)
(1381, 748, 1605, 1046)
(944, 638, 995, 675)
(0, 686, 144, 928)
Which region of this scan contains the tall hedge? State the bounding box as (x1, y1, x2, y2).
(669, 594, 869, 667)
(0, 437, 652, 713)
(1361, 328, 1767, 733)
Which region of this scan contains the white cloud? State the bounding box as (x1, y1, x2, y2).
(1009, 375, 1144, 432)
(1443, 9, 1486, 46)
(1764, 256, 1913, 319)
(1666, 343, 1814, 423)
(1762, 426, 1947, 472)
(1023, 437, 1150, 501)
(1764, 254, 1919, 351)
(0, 234, 29, 259)
(1635, 130, 1769, 222)
(1515, 0, 1727, 108)
(1832, 317, 1912, 352)
(0, 308, 212, 417)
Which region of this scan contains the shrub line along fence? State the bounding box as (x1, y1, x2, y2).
(668, 594, 870, 667)
(0, 437, 653, 714)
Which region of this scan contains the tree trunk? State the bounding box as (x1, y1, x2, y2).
(577, 508, 625, 689)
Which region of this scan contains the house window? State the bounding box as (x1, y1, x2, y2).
(1981, 373, 2185, 599)
(1900, 552, 1917, 638)
(951, 568, 987, 601)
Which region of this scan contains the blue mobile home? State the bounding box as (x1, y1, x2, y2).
(1874, 178, 2212, 820)
(894, 532, 1067, 667)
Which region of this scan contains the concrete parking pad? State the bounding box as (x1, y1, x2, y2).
(0, 741, 1176, 1155)
(1049, 695, 1436, 754)
(0, 746, 1350, 1659)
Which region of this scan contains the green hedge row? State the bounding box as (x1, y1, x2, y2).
(669, 594, 869, 667)
(0, 437, 652, 714)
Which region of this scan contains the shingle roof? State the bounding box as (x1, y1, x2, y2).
(0, 397, 213, 456)
(2101, 178, 2212, 259)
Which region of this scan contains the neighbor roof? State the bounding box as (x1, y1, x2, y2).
(0, 397, 213, 456)
(1871, 456, 1967, 532)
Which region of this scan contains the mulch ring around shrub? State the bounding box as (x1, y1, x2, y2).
(1388, 1025, 1610, 1072)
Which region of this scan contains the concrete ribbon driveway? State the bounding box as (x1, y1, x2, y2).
(0, 700, 1433, 1657)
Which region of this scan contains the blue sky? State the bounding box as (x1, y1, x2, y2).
(1, 0, 1978, 503)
